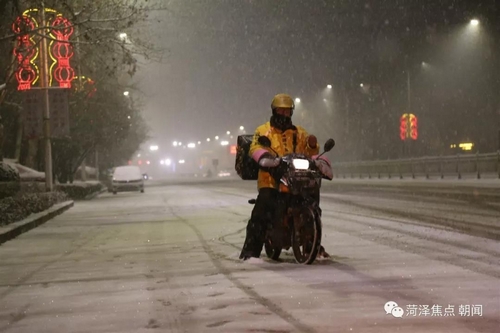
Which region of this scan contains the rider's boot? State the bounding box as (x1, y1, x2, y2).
(318, 245, 330, 258)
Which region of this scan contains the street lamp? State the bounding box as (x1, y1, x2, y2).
(470, 19, 479, 26)
(119, 32, 127, 40)
(149, 145, 159, 151)
(215, 136, 219, 140)
(123, 91, 129, 96)
(173, 141, 178, 147)
(295, 97, 301, 103)
(327, 84, 332, 89)
(207, 138, 211, 142)
(226, 131, 230, 135)
(239, 126, 245, 131)
(360, 83, 364, 88)
(187, 143, 196, 148)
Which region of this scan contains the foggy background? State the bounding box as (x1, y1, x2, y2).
(128, 0, 499, 175)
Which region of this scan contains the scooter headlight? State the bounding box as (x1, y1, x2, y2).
(292, 159, 309, 170)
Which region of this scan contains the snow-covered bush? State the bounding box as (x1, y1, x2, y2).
(0, 191, 68, 226)
(0, 162, 21, 199)
(56, 182, 105, 200)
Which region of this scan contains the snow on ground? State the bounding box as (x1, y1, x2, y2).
(0, 181, 498, 332)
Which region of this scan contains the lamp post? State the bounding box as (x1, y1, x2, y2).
(40, 4, 53, 191)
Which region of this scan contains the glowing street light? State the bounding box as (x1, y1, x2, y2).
(149, 145, 159, 151)
(165, 159, 172, 166)
(198, 141, 201, 145)
(360, 83, 364, 87)
(123, 91, 130, 96)
(470, 19, 479, 26)
(173, 141, 178, 147)
(220, 141, 229, 146)
(187, 143, 196, 148)
(226, 131, 230, 135)
(179, 159, 185, 164)
(327, 84, 332, 89)
(295, 97, 301, 103)
(119, 32, 127, 40)
(215, 136, 219, 140)
(207, 138, 211, 142)
(239, 126, 244, 131)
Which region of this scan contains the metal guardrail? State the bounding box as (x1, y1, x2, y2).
(332, 151, 500, 180)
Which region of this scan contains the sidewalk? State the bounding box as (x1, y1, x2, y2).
(0, 201, 74, 245)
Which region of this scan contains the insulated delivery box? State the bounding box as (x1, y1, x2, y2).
(235, 134, 258, 180)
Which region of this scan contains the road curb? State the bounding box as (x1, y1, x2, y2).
(0, 200, 74, 246)
(83, 186, 108, 200)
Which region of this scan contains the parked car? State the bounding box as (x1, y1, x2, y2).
(111, 165, 144, 194)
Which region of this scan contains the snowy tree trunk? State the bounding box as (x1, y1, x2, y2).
(14, 113, 22, 161)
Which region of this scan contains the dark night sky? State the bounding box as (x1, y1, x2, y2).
(134, 0, 499, 152)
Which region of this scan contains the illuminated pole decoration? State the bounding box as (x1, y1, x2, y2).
(400, 113, 418, 141)
(409, 114, 418, 140)
(49, 15, 75, 88)
(73, 75, 96, 97)
(11, 8, 75, 90)
(12, 15, 39, 90)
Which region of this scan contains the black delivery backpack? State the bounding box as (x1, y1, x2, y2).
(235, 134, 259, 180)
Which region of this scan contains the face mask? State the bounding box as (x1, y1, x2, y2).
(271, 114, 292, 130)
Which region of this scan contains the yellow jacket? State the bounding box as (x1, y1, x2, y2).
(249, 122, 319, 190)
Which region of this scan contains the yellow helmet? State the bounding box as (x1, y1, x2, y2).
(271, 93, 295, 111)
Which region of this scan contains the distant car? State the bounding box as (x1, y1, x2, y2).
(112, 165, 144, 194)
(217, 170, 231, 177)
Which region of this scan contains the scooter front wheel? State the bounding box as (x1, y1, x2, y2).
(291, 207, 322, 264)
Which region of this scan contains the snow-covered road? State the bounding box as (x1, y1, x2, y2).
(0, 180, 499, 332)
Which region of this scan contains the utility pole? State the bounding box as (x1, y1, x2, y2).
(405, 56, 412, 158)
(74, 25, 87, 182)
(0, 84, 4, 162)
(40, 4, 53, 191)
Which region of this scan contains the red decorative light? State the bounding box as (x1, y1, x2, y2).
(400, 113, 418, 141)
(50, 16, 74, 88)
(12, 16, 38, 90)
(400, 115, 408, 141)
(73, 76, 97, 97)
(12, 9, 75, 90)
(409, 114, 418, 140)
